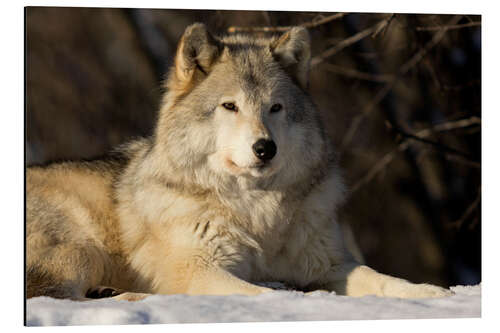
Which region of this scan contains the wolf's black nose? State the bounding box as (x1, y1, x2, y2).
(252, 139, 277, 161)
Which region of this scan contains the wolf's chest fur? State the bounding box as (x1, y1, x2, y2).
(115, 142, 344, 291)
(212, 171, 345, 287)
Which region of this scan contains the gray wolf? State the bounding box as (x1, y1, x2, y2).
(26, 23, 451, 301)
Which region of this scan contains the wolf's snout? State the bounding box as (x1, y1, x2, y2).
(252, 139, 277, 161)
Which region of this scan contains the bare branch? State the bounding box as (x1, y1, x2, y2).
(227, 26, 292, 33)
(350, 140, 410, 194)
(323, 63, 394, 83)
(372, 14, 395, 38)
(403, 133, 473, 158)
(349, 116, 480, 194)
(444, 153, 481, 169)
(310, 14, 395, 68)
(394, 117, 481, 158)
(303, 13, 347, 28)
(339, 15, 464, 152)
(468, 216, 480, 230)
(416, 21, 481, 31)
(339, 81, 397, 152)
(414, 116, 481, 137)
(227, 12, 347, 33)
(448, 188, 481, 230)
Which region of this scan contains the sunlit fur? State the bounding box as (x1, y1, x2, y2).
(26, 23, 451, 300)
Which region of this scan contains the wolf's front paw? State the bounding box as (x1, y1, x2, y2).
(86, 286, 124, 299)
(384, 281, 453, 298)
(111, 292, 152, 302)
(409, 283, 454, 298)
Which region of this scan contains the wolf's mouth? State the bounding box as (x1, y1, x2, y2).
(248, 162, 270, 170)
(224, 158, 273, 176)
(226, 158, 270, 169)
(225, 158, 242, 173)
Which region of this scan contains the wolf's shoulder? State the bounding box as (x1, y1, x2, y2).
(27, 137, 153, 178)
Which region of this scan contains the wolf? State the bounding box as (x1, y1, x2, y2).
(26, 23, 451, 301)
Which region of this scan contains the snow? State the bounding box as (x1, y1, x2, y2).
(26, 284, 481, 326)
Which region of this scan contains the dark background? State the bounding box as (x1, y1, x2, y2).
(25, 7, 481, 287)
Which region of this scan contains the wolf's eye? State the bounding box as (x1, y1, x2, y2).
(222, 102, 237, 112)
(270, 104, 282, 113)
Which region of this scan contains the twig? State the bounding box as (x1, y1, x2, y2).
(422, 57, 443, 90)
(340, 82, 396, 152)
(416, 21, 481, 31)
(394, 117, 481, 159)
(304, 13, 347, 28)
(350, 140, 410, 194)
(444, 153, 481, 169)
(372, 14, 395, 38)
(413, 116, 481, 137)
(468, 216, 480, 230)
(464, 16, 475, 23)
(448, 188, 481, 230)
(227, 13, 347, 33)
(339, 15, 463, 152)
(228, 25, 294, 33)
(349, 116, 480, 194)
(402, 132, 474, 158)
(323, 63, 394, 83)
(261, 11, 272, 26)
(310, 14, 394, 68)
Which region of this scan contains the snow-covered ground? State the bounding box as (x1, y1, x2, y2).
(26, 285, 480, 326)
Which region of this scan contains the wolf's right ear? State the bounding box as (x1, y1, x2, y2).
(270, 27, 311, 89)
(173, 23, 221, 88)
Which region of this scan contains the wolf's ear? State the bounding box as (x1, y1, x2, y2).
(174, 23, 221, 87)
(270, 27, 311, 89)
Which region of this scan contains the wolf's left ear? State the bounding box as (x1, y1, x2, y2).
(270, 27, 311, 89)
(174, 23, 222, 88)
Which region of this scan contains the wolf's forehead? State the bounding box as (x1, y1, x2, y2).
(225, 46, 282, 101)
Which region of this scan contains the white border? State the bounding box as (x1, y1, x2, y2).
(4, 0, 497, 332)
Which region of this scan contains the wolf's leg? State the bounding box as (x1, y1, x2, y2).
(152, 261, 272, 296)
(26, 244, 110, 300)
(93, 269, 271, 300)
(98, 271, 269, 300)
(82, 286, 152, 302)
(324, 262, 452, 298)
(84, 286, 152, 302)
(109, 292, 153, 301)
(27, 195, 114, 300)
(26, 277, 86, 301)
(186, 267, 272, 296)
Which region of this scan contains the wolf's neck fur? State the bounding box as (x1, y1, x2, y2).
(119, 129, 334, 236)
(115, 69, 337, 235)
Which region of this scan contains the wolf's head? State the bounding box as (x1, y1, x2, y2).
(155, 23, 329, 189)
